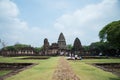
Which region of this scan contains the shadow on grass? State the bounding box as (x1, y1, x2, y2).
(109, 78, 120, 80)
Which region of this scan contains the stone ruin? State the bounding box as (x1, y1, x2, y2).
(0, 32, 83, 56)
(42, 32, 67, 55)
(42, 33, 83, 56)
(72, 37, 83, 53)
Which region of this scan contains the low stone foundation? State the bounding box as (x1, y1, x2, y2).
(0, 63, 35, 80)
(94, 63, 120, 77)
(21, 56, 50, 59)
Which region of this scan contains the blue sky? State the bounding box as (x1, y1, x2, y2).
(0, 0, 120, 47)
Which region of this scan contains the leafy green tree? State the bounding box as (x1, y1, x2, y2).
(90, 42, 102, 55)
(83, 45, 89, 51)
(14, 44, 30, 49)
(2, 43, 31, 51)
(89, 41, 119, 56)
(67, 44, 73, 50)
(99, 20, 120, 48)
(34, 47, 43, 53)
(4, 46, 17, 51)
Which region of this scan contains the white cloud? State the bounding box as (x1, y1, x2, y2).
(0, 0, 19, 18)
(54, 0, 120, 45)
(0, 0, 120, 48)
(0, 0, 49, 47)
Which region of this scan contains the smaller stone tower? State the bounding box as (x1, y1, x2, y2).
(72, 37, 83, 55)
(43, 38, 49, 55)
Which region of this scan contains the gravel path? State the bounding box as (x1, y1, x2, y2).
(52, 57, 80, 80)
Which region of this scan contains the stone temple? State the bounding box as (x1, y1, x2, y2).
(58, 33, 66, 55)
(41, 32, 83, 56)
(72, 37, 83, 56)
(58, 32, 66, 50)
(42, 32, 67, 55)
(43, 38, 49, 55)
(0, 32, 83, 56)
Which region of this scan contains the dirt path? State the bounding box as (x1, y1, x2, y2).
(52, 57, 80, 80)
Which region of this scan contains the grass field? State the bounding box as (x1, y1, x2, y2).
(0, 70, 12, 77)
(0, 56, 120, 80)
(68, 59, 120, 80)
(0, 56, 59, 80)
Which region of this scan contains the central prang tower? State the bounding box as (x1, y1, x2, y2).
(58, 32, 66, 50)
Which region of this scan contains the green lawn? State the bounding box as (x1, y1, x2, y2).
(0, 70, 12, 77)
(0, 56, 59, 80)
(69, 59, 120, 80)
(0, 56, 120, 80)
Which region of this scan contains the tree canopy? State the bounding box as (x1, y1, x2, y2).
(3, 44, 31, 50)
(66, 44, 73, 50)
(99, 20, 120, 48)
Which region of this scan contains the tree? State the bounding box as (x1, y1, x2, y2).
(4, 46, 17, 51)
(0, 39, 7, 48)
(99, 20, 120, 48)
(13, 43, 31, 51)
(67, 44, 73, 50)
(83, 45, 89, 51)
(34, 47, 43, 53)
(2, 43, 31, 51)
(90, 42, 114, 53)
